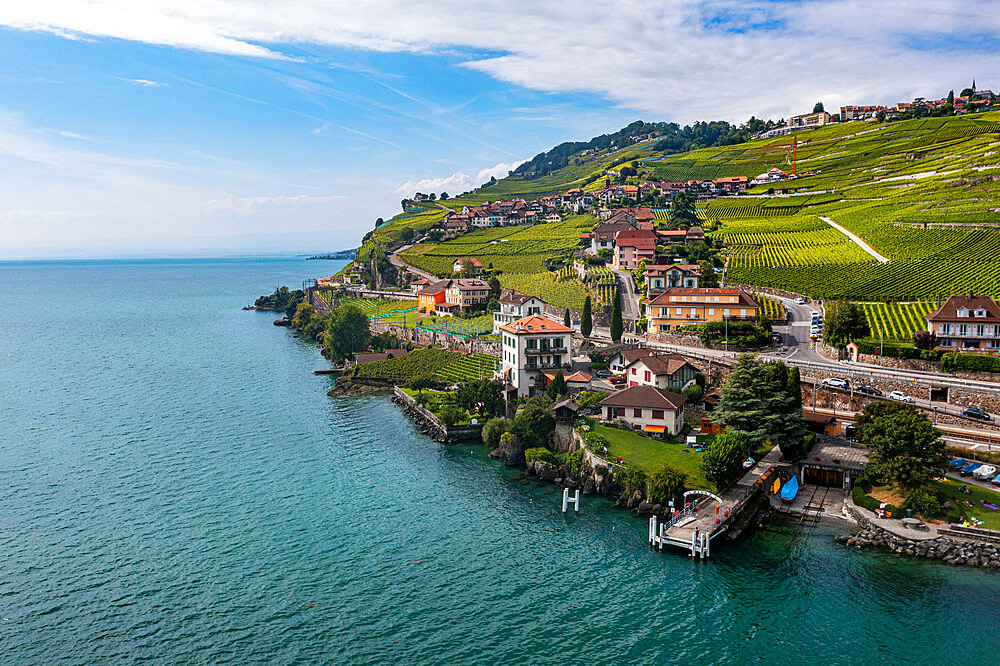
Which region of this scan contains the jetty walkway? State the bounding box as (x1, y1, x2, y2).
(650, 446, 785, 557)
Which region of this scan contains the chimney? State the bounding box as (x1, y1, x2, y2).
(969, 290, 975, 299)
(937, 294, 942, 307)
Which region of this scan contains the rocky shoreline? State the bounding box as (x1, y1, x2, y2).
(835, 527, 1000, 568)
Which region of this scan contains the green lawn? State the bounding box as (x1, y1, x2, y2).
(400, 388, 488, 426)
(592, 424, 710, 490)
(935, 478, 1000, 530)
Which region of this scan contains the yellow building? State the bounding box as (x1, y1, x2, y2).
(644, 288, 759, 333)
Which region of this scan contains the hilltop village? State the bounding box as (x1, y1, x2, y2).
(266, 87, 1000, 563)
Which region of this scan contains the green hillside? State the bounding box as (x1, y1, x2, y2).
(357, 111, 1000, 323)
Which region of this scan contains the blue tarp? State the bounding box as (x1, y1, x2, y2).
(992, 474, 1000, 485)
(780, 475, 799, 502)
(950, 458, 967, 468)
(962, 463, 982, 474)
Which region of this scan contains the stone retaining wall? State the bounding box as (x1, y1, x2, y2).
(392, 387, 484, 443)
(373, 321, 501, 356)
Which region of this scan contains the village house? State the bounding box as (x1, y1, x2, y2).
(925, 293, 1000, 351)
(453, 257, 483, 275)
(599, 385, 687, 437)
(612, 229, 657, 270)
(714, 176, 749, 192)
(624, 353, 698, 391)
(492, 290, 547, 332)
(644, 287, 759, 334)
(645, 263, 701, 297)
(417, 278, 491, 314)
(591, 220, 635, 254)
(410, 278, 430, 294)
(789, 111, 832, 128)
(497, 315, 574, 397)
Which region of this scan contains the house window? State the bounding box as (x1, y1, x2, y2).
(633, 408, 642, 418)
(740, 309, 746, 318)
(644, 371, 651, 382)
(988, 340, 1000, 349)
(675, 307, 682, 315)
(652, 410, 664, 420)
(941, 338, 955, 347)
(939, 324, 952, 334)
(632, 368, 637, 375)
(975, 325, 987, 337)
(615, 407, 625, 417)
(959, 324, 970, 336)
(709, 308, 715, 316)
(724, 309, 730, 317)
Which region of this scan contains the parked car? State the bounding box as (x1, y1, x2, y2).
(771, 332, 783, 344)
(594, 370, 615, 380)
(821, 377, 850, 389)
(608, 374, 627, 384)
(888, 390, 913, 403)
(795, 297, 805, 305)
(963, 406, 993, 422)
(857, 385, 883, 397)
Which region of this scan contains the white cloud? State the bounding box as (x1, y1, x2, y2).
(196, 194, 347, 215)
(395, 160, 525, 196)
(123, 78, 166, 87)
(0, 1, 996, 122)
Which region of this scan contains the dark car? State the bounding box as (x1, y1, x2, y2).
(857, 385, 883, 397)
(963, 407, 993, 422)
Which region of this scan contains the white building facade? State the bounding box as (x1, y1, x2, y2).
(497, 315, 573, 397)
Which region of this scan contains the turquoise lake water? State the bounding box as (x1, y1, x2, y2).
(2, 257, 999, 664)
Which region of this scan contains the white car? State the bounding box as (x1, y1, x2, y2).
(795, 297, 805, 305)
(973, 465, 997, 481)
(822, 377, 850, 389)
(888, 390, 913, 403)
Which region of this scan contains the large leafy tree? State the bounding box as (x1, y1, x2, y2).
(610, 287, 623, 342)
(824, 301, 870, 346)
(546, 371, 568, 400)
(701, 431, 751, 491)
(325, 304, 370, 361)
(581, 296, 593, 337)
(455, 379, 505, 417)
(856, 402, 948, 489)
(509, 405, 555, 448)
(669, 191, 698, 228)
(713, 354, 805, 456)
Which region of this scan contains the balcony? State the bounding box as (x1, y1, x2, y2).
(524, 347, 568, 355)
(526, 361, 563, 370)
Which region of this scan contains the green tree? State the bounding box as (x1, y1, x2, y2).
(713, 354, 804, 454)
(283, 290, 305, 319)
(669, 191, 698, 227)
(856, 402, 947, 489)
(546, 371, 568, 400)
(325, 304, 371, 361)
(581, 296, 593, 337)
(291, 301, 316, 329)
(400, 227, 415, 242)
(813, 101, 825, 113)
(439, 406, 463, 427)
(487, 276, 502, 298)
(701, 431, 751, 491)
(824, 301, 870, 346)
(610, 287, 623, 342)
(374, 217, 384, 229)
(648, 465, 687, 506)
(482, 417, 510, 447)
(698, 260, 719, 288)
(563, 308, 571, 328)
(509, 405, 555, 448)
(487, 296, 499, 313)
(440, 191, 449, 200)
(455, 379, 504, 417)
(406, 373, 437, 398)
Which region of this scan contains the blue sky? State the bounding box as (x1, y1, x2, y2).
(0, 1, 997, 258)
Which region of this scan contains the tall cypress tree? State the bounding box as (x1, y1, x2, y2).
(581, 296, 593, 337)
(610, 287, 623, 342)
(564, 308, 571, 328)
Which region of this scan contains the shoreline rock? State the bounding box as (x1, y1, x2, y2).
(834, 522, 1000, 569)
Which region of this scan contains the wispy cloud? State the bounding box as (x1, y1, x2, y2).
(196, 194, 347, 215)
(123, 78, 166, 87)
(0, 1, 996, 121)
(396, 160, 526, 196)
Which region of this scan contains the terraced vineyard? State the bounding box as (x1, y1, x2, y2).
(354, 348, 499, 383)
(752, 293, 786, 321)
(499, 271, 589, 309)
(860, 301, 936, 342)
(434, 353, 500, 383)
(419, 314, 494, 337)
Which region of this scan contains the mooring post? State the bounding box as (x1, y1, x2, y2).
(573, 489, 580, 513)
(649, 516, 656, 545)
(659, 522, 666, 551)
(562, 487, 569, 513)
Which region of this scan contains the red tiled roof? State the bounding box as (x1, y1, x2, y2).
(499, 289, 544, 305)
(599, 385, 687, 410)
(499, 314, 573, 335)
(926, 294, 1000, 322)
(614, 229, 658, 249)
(627, 353, 694, 377)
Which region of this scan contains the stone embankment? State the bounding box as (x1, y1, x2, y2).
(836, 527, 1000, 568)
(836, 505, 1000, 568)
(391, 387, 483, 443)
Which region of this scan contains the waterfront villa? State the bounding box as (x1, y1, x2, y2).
(598, 385, 687, 436)
(926, 293, 1000, 351)
(496, 315, 573, 397)
(492, 290, 547, 332)
(644, 288, 759, 334)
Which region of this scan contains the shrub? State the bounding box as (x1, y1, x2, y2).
(942, 352, 1000, 373)
(524, 447, 563, 467)
(565, 449, 585, 476)
(615, 467, 648, 496)
(648, 465, 687, 507)
(851, 484, 904, 518)
(682, 384, 703, 401)
(804, 432, 817, 452)
(482, 417, 510, 448)
(510, 405, 555, 448)
(439, 406, 464, 427)
(907, 489, 943, 518)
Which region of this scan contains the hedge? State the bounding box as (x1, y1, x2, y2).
(941, 352, 1000, 373)
(854, 339, 945, 361)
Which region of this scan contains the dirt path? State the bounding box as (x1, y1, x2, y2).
(819, 216, 890, 264)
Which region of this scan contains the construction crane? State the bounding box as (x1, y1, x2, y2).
(771, 134, 802, 176)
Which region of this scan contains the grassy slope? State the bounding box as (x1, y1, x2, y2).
(594, 424, 710, 490)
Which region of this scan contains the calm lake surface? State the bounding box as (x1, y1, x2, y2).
(2, 257, 998, 664)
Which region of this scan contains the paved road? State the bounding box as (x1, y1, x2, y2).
(387, 243, 438, 282)
(819, 216, 890, 263)
(613, 270, 641, 322)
